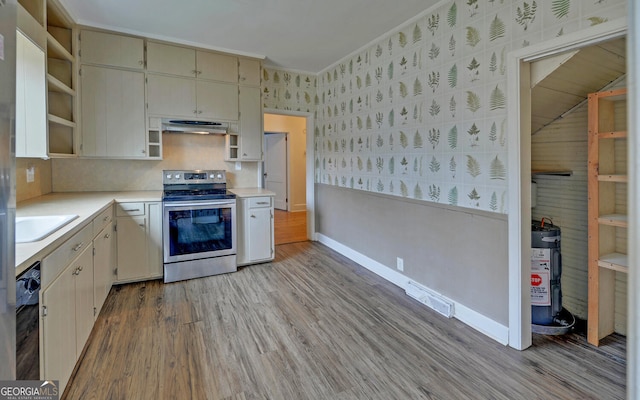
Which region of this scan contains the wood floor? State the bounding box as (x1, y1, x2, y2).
(64, 242, 626, 399)
(274, 210, 307, 245)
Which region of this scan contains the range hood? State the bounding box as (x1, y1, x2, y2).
(161, 119, 229, 135)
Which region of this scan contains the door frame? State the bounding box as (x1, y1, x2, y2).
(263, 131, 289, 211)
(262, 109, 315, 241)
(506, 18, 627, 350)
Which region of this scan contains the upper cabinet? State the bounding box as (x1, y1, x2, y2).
(147, 42, 195, 77)
(238, 58, 261, 86)
(147, 42, 239, 83)
(78, 29, 150, 159)
(80, 66, 147, 158)
(16, 31, 48, 158)
(146, 41, 240, 121)
(79, 30, 144, 70)
(197, 51, 238, 83)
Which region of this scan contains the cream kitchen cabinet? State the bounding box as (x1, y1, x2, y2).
(147, 41, 238, 83)
(147, 74, 238, 121)
(92, 206, 114, 317)
(16, 30, 47, 158)
(41, 242, 93, 393)
(79, 29, 144, 69)
(226, 86, 262, 161)
(238, 58, 261, 86)
(197, 50, 238, 83)
(237, 196, 274, 265)
(80, 65, 147, 158)
(115, 202, 162, 283)
(238, 85, 263, 160)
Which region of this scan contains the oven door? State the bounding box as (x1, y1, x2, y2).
(163, 200, 236, 263)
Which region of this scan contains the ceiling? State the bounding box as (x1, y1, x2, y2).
(57, 0, 440, 74)
(531, 38, 626, 134)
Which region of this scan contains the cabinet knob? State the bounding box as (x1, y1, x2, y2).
(72, 242, 84, 252)
(250, 214, 256, 218)
(104, 233, 110, 239)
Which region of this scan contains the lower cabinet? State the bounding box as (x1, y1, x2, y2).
(40, 205, 115, 394)
(115, 202, 162, 283)
(93, 222, 114, 317)
(41, 244, 93, 393)
(237, 196, 275, 265)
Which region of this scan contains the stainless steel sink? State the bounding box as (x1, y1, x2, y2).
(15, 215, 78, 243)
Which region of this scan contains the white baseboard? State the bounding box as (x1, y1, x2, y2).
(316, 233, 509, 346)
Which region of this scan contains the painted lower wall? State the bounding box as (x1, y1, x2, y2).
(315, 183, 509, 326)
(264, 113, 307, 211)
(51, 133, 259, 191)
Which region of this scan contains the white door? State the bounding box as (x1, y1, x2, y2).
(264, 133, 287, 210)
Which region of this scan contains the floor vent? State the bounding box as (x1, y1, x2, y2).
(405, 281, 454, 318)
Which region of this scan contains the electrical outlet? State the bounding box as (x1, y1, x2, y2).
(26, 166, 35, 183)
(396, 257, 404, 272)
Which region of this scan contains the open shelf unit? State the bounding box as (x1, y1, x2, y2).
(19, 0, 78, 157)
(46, 0, 77, 156)
(587, 88, 627, 346)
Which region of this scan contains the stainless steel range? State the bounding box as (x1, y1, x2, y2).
(162, 170, 237, 283)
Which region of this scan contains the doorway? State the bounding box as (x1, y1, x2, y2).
(506, 19, 627, 350)
(263, 111, 314, 243)
(264, 132, 288, 211)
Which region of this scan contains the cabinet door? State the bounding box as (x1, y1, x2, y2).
(81, 66, 146, 157)
(147, 42, 195, 77)
(197, 50, 238, 83)
(93, 222, 113, 317)
(238, 58, 261, 86)
(147, 74, 196, 118)
(147, 203, 163, 278)
(73, 246, 95, 357)
(248, 207, 273, 261)
(239, 86, 262, 160)
(80, 30, 144, 69)
(16, 31, 47, 158)
(116, 215, 148, 281)
(41, 264, 77, 391)
(196, 80, 238, 120)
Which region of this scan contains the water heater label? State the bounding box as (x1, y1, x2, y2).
(531, 248, 551, 306)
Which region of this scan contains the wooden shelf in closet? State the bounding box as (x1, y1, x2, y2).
(587, 87, 628, 347)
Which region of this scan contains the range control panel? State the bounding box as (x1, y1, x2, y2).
(162, 170, 226, 185)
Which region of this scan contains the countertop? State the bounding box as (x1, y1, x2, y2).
(16, 191, 161, 276)
(229, 188, 275, 198)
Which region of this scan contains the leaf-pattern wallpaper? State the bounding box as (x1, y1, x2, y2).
(262, 68, 317, 113)
(263, 0, 626, 213)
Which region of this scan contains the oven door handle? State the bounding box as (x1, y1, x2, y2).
(163, 200, 236, 208)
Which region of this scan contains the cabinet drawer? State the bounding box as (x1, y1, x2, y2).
(42, 223, 93, 288)
(93, 206, 113, 237)
(248, 197, 272, 208)
(116, 202, 145, 216)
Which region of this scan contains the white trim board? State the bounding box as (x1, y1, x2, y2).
(316, 233, 509, 346)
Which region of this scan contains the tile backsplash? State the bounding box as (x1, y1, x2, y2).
(16, 158, 52, 202)
(51, 133, 258, 192)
